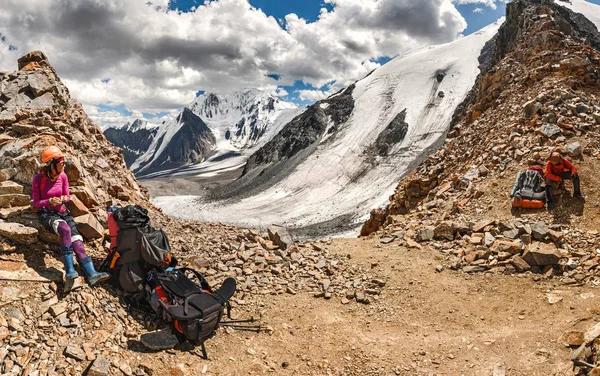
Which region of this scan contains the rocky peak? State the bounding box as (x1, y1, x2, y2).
(0, 51, 155, 246)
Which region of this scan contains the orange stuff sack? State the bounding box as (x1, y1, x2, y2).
(512, 197, 544, 209)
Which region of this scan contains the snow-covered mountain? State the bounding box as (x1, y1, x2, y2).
(190, 89, 299, 149)
(105, 90, 301, 177)
(129, 108, 216, 175)
(104, 119, 159, 166)
(153, 18, 504, 232)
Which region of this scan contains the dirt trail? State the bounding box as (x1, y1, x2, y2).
(107, 237, 599, 376)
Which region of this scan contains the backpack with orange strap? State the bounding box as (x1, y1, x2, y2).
(510, 166, 547, 209)
(102, 205, 175, 293)
(146, 267, 238, 358)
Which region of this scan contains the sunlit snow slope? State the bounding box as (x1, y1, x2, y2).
(153, 20, 503, 233)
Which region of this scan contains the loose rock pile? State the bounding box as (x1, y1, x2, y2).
(376, 216, 600, 283)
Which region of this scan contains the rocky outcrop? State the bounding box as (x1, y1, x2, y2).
(0, 51, 152, 247)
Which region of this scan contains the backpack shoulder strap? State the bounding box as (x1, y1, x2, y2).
(178, 267, 213, 292)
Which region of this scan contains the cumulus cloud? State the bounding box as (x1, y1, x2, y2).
(452, 0, 498, 10)
(473, 7, 484, 13)
(0, 0, 486, 127)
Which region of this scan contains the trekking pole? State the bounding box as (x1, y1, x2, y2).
(221, 317, 256, 324)
(220, 324, 262, 332)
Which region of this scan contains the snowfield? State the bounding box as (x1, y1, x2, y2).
(152, 20, 504, 234)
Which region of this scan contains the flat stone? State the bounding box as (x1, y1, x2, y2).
(503, 229, 520, 240)
(484, 232, 496, 247)
(65, 195, 89, 217)
(560, 330, 584, 347)
(416, 228, 434, 242)
(491, 240, 522, 255)
(537, 124, 561, 138)
(463, 266, 485, 273)
(64, 344, 86, 361)
(49, 302, 67, 317)
(0, 193, 30, 208)
(0, 206, 30, 219)
(87, 355, 111, 376)
(0, 181, 23, 195)
(473, 219, 494, 233)
(584, 322, 600, 343)
(0, 222, 38, 244)
(380, 237, 395, 244)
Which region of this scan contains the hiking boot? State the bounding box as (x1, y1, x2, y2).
(60, 245, 79, 280)
(140, 327, 179, 350)
(547, 201, 555, 211)
(574, 191, 585, 201)
(79, 256, 111, 286)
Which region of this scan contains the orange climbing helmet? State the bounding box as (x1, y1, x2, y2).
(41, 146, 64, 163)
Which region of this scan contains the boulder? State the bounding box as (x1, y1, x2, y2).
(64, 157, 84, 184)
(360, 208, 386, 236)
(0, 181, 23, 195)
(434, 221, 455, 241)
(267, 225, 294, 250)
(0, 194, 30, 208)
(74, 214, 104, 239)
(17, 50, 49, 70)
(531, 221, 550, 241)
(522, 242, 563, 266)
(511, 256, 531, 272)
(71, 185, 99, 208)
(65, 195, 89, 217)
(566, 142, 582, 158)
(0, 222, 38, 244)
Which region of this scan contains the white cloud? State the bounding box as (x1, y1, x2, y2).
(272, 87, 289, 97)
(473, 7, 484, 13)
(452, 0, 498, 10)
(0, 0, 476, 127)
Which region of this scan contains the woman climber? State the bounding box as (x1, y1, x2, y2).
(31, 145, 110, 286)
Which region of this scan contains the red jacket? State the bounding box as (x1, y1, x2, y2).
(545, 158, 577, 182)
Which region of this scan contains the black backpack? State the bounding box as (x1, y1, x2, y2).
(147, 267, 236, 358)
(102, 205, 175, 293)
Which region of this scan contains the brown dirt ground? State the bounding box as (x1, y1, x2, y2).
(111, 237, 600, 376)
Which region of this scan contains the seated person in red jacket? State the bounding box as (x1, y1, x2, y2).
(31, 146, 110, 286)
(545, 150, 583, 209)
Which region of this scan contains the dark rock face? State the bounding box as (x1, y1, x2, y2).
(104, 120, 157, 166)
(373, 109, 409, 157)
(134, 108, 216, 176)
(243, 84, 355, 175)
